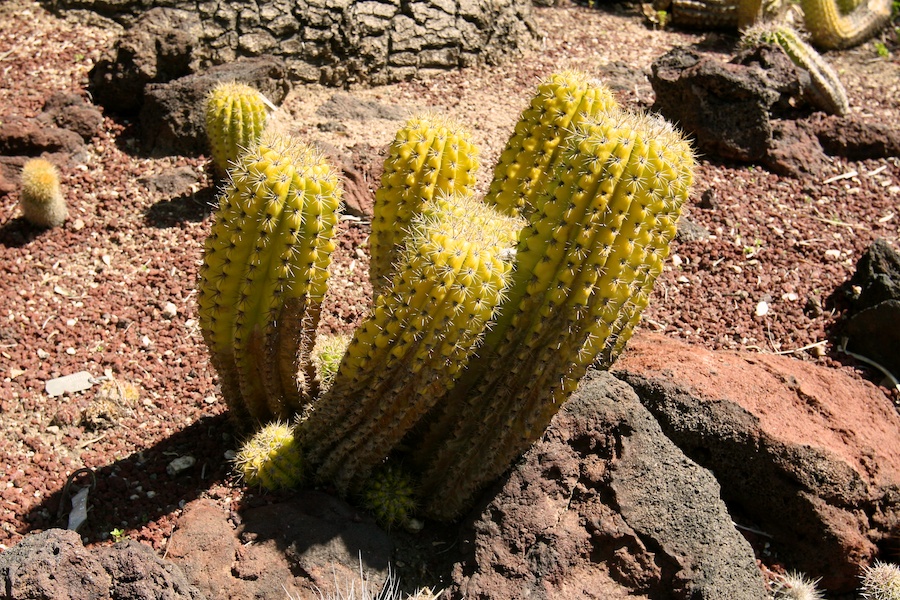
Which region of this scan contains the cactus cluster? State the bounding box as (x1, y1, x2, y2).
(201, 71, 695, 525)
(19, 158, 67, 228)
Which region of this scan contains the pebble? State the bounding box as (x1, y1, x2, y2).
(161, 302, 178, 319)
(166, 456, 196, 477)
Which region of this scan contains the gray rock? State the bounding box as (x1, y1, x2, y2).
(88, 7, 202, 115)
(0, 528, 204, 599)
(59, 0, 538, 89)
(847, 238, 900, 310)
(38, 92, 105, 141)
(450, 370, 767, 599)
(138, 56, 290, 157)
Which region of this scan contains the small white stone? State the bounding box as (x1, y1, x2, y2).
(66, 347, 76, 355)
(141, 335, 152, 348)
(66, 318, 77, 326)
(161, 302, 178, 319)
(37, 348, 49, 359)
(671, 254, 683, 267)
(755, 301, 769, 317)
(166, 456, 196, 477)
(781, 292, 799, 302)
(224, 450, 237, 461)
(146, 490, 157, 499)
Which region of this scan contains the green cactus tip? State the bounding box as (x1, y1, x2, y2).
(361, 465, 417, 531)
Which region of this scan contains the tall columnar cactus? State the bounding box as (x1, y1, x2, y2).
(205, 81, 271, 177)
(413, 110, 695, 520)
(743, 23, 850, 116)
(368, 115, 480, 294)
(800, 0, 891, 49)
(19, 158, 67, 228)
(484, 70, 619, 219)
(198, 133, 342, 425)
(301, 193, 522, 494)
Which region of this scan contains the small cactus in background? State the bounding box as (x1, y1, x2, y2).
(800, 0, 892, 49)
(368, 115, 479, 294)
(742, 23, 850, 115)
(19, 158, 67, 228)
(205, 81, 271, 177)
(860, 561, 900, 600)
(234, 420, 304, 489)
(311, 333, 352, 393)
(771, 571, 825, 599)
(361, 465, 418, 530)
(198, 133, 342, 425)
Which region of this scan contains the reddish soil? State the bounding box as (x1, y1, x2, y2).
(0, 0, 898, 576)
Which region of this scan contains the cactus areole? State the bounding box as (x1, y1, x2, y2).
(208, 71, 696, 524)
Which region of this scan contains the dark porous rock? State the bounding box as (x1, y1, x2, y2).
(0, 528, 204, 599)
(811, 113, 900, 160)
(842, 300, 900, 384)
(763, 118, 829, 178)
(316, 92, 409, 123)
(138, 57, 290, 157)
(846, 238, 900, 310)
(0, 116, 85, 156)
(37, 92, 105, 141)
(650, 45, 804, 164)
(88, 7, 202, 115)
(166, 495, 394, 599)
(450, 370, 767, 599)
(676, 216, 711, 242)
(614, 333, 900, 593)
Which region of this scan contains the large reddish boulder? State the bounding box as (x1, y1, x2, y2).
(614, 332, 900, 593)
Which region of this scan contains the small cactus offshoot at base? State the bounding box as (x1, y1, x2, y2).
(19, 158, 67, 228)
(205, 81, 271, 177)
(234, 421, 304, 490)
(860, 561, 900, 600)
(361, 465, 418, 530)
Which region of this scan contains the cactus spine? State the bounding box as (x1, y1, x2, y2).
(860, 561, 900, 600)
(19, 158, 67, 228)
(743, 23, 850, 116)
(413, 108, 695, 520)
(205, 81, 270, 177)
(800, 0, 891, 49)
(198, 133, 342, 425)
(302, 193, 521, 494)
(368, 115, 479, 294)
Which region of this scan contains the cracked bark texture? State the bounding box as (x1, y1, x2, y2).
(48, 0, 539, 86)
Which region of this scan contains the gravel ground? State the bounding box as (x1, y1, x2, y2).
(0, 0, 898, 555)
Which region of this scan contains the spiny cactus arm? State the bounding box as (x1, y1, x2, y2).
(483, 70, 619, 220)
(800, 0, 891, 49)
(742, 23, 850, 115)
(369, 115, 479, 294)
(198, 134, 341, 425)
(301, 194, 520, 495)
(205, 81, 270, 177)
(416, 111, 694, 521)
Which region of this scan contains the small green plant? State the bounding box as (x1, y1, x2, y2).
(110, 528, 128, 543)
(875, 40, 891, 55)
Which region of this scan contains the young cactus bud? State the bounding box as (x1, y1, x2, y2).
(361, 464, 418, 531)
(742, 23, 850, 116)
(198, 133, 342, 426)
(311, 333, 352, 394)
(302, 193, 522, 494)
(234, 421, 304, 490)
(205, 81, 271, 177)
(19, 158, 67, 228)
(416, 105, 696, 520)
(484, 70, 619, 220)
(800, 0, 891, 49)
(369, 114, 479, 294)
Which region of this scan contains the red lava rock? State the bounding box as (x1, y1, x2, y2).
(614, 332, 900, 593)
